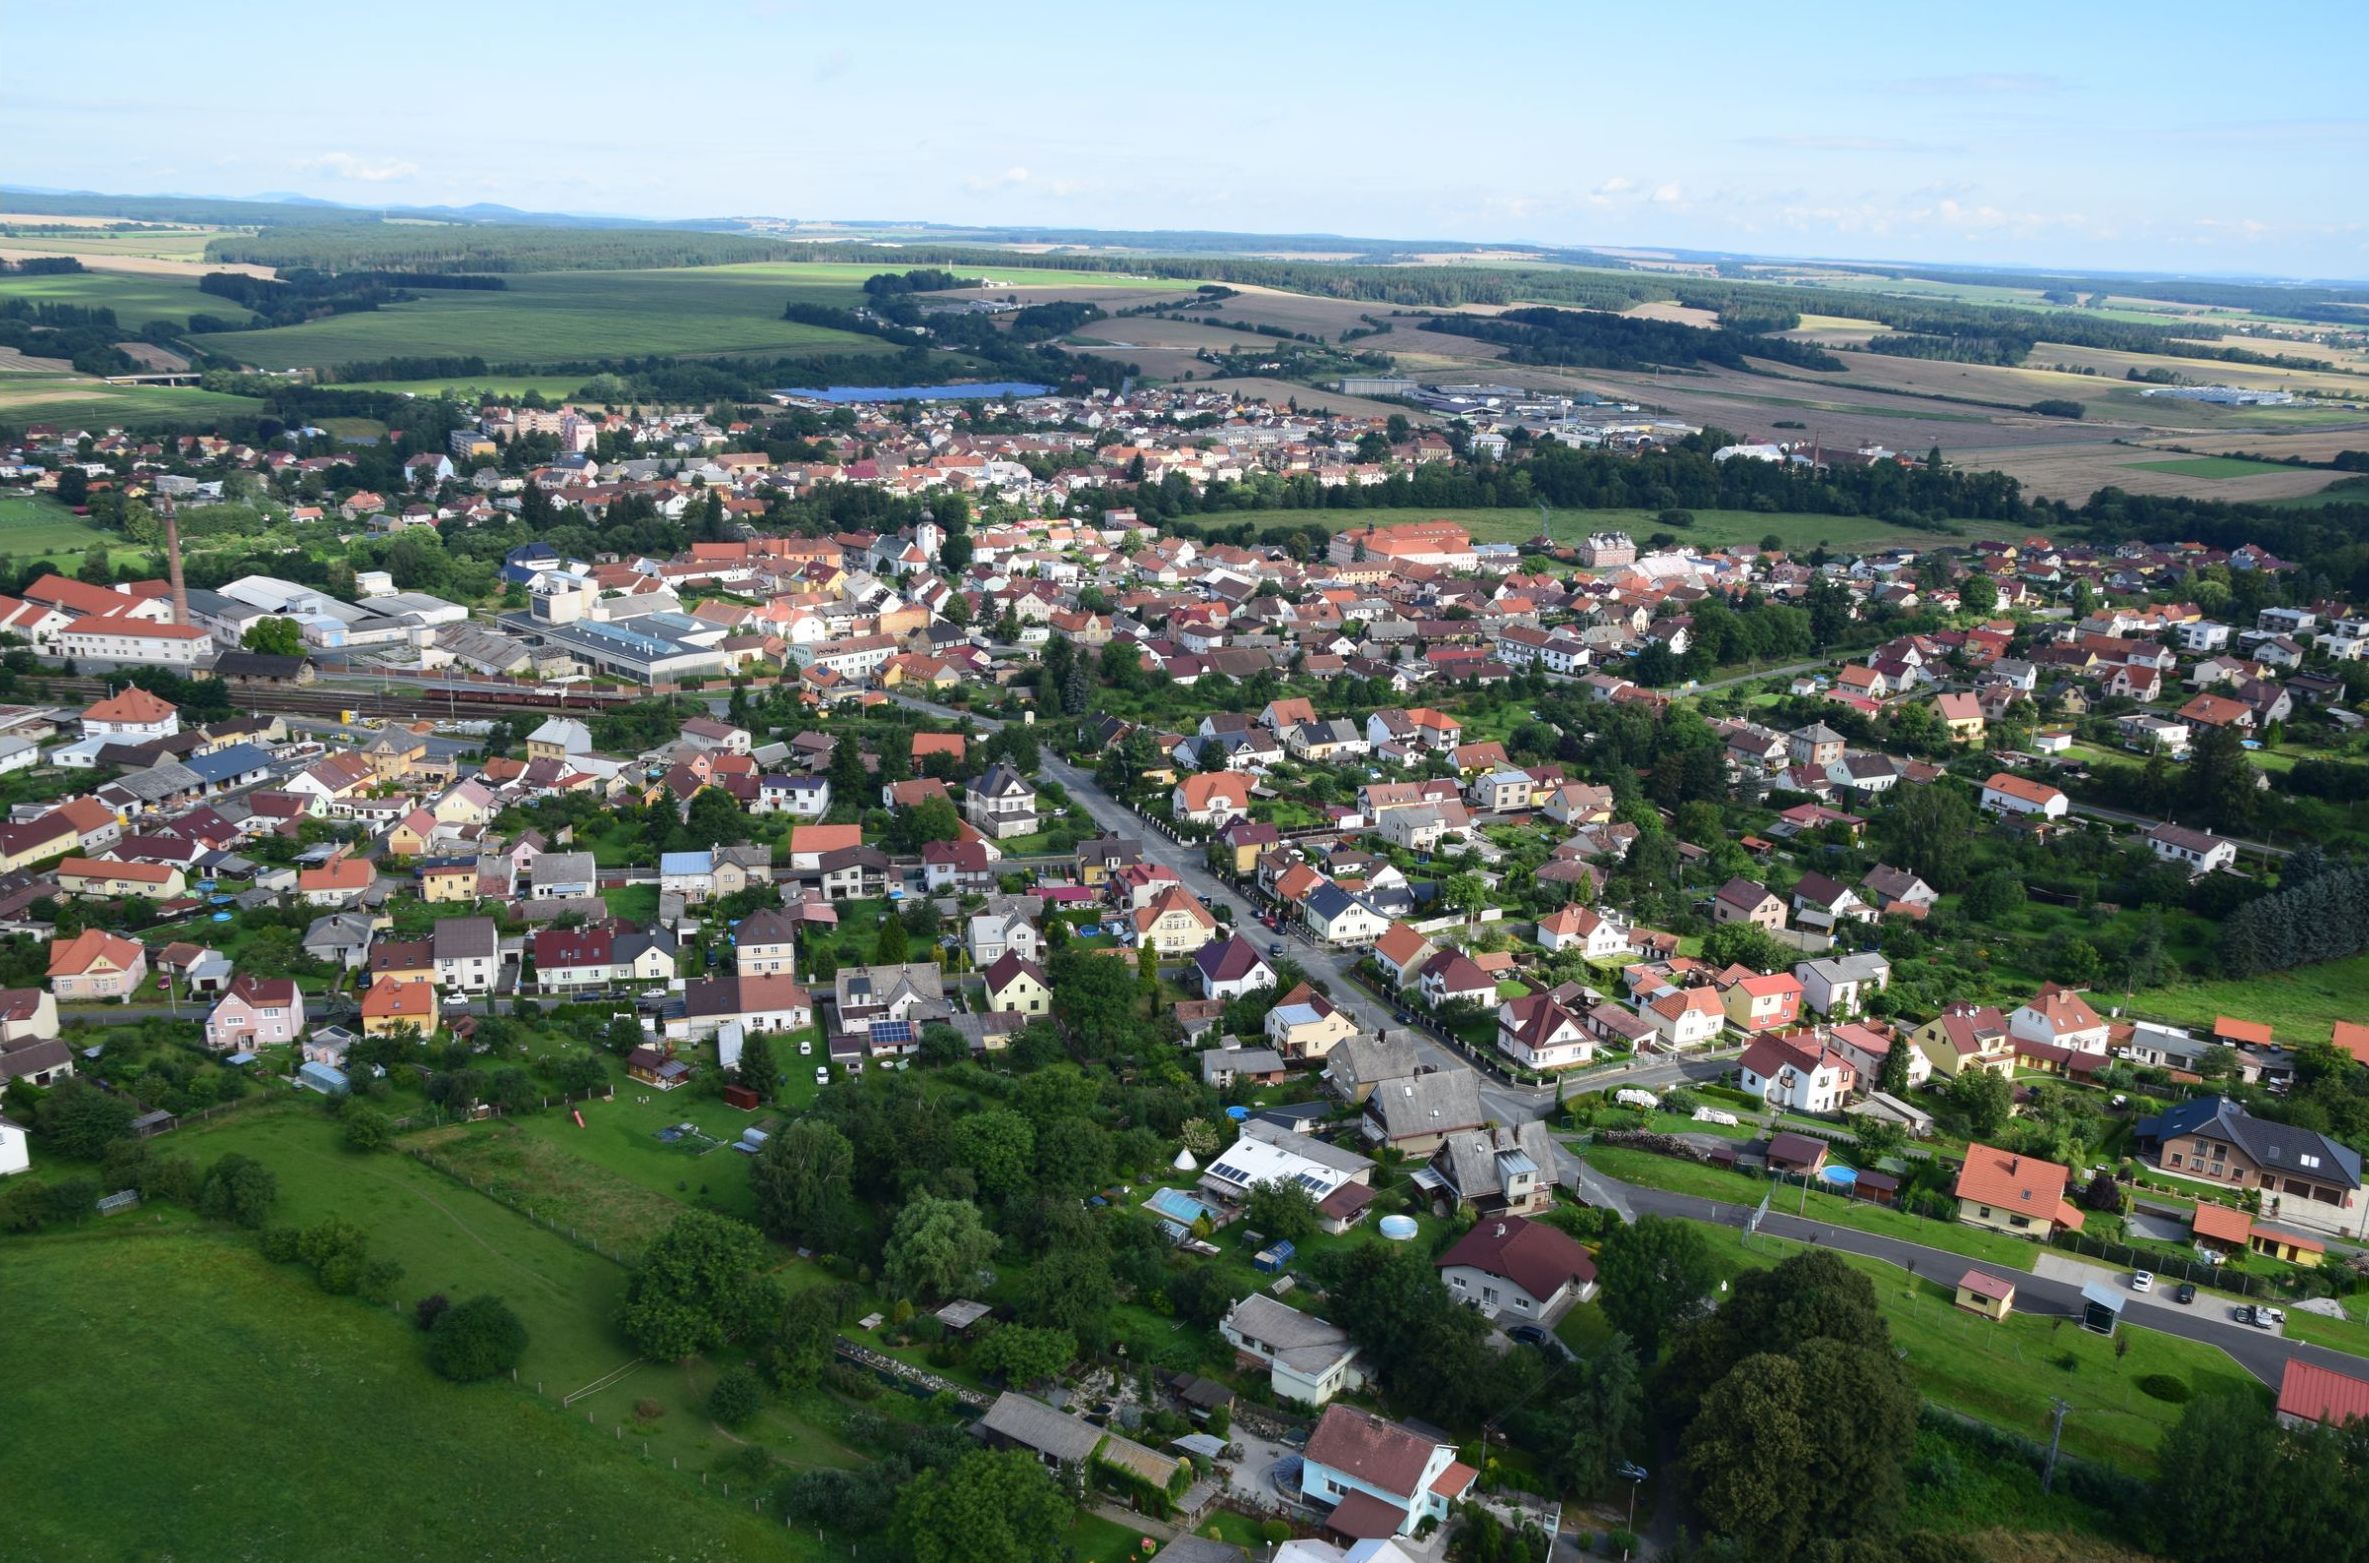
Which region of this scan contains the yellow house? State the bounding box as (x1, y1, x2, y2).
(56, 857, 185, 900)
(1132, 887, 1218, 956)
(2251, 1230, 2326, 1268)
(1263, 982, 1360, 1060)
(384, 808, 435, 859)
(366, 729, 430, 781)
(0, 814, 81, 871)
(1952, 1143, 2083, 1242)
(1932, 692, 1986, 745)
(361, 978, 439, 1040)
(982, 952, 1052, 1016)
(1913, 1005, 2016, 1079)
(432, 782, 497, 827)
(420, 862, 479, 904)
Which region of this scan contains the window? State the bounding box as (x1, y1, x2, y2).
(1977, 1205, 1993, 1220)
(2009, 1215, 2029, 1229)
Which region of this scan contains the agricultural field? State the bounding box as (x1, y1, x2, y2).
(0, 224, 226, 262)
(2120, 455, 2299, 480)
(188, 265, 903, 370)
(1948, 441, 2346, 503)
(0, 379, 267, 431)
(1201, 503, 2024, 553)
(343, 374, 602, 400)
(0, 264, 254, 326)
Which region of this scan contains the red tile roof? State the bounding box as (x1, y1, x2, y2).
(2278, 1359, 2369, 1428)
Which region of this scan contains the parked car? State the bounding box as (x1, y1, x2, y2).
(814, 1066, 829, 1085)
(1268, 942, 1284, 957)
(798, 1038, 812, 1056)
(2131, 1270, 2154, 1293)
(2175, 1282, 2197, 1305)
(1507, 1324, 1552, 1349)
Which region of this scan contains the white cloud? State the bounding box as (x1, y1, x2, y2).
(301, 151, 418, 183)
(965, 165, 1031, 191)
(1649, 182, 1684, 205)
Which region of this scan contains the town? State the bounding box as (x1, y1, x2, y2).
(3, 354, 2369, 1563)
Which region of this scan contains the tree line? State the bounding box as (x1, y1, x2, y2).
(1420, 306, 1845, 373)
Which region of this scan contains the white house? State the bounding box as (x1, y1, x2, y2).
(1303, 883, 1390, 948)
(0, 1114, 26, 1177)
(1298, 1405, 1474, 1538)
(1220, 1294, 1367, 1407)
(1495, 993, 1594, 1071)
(1533, 904, 1632, 962)
(1794, 952, 1892, 1018)
(1980, 772, 2068, 820)
(2008, 984, 2112, 1055)
(2146, 822, 2237, 877)
(1737, 1032, 1854, 1114)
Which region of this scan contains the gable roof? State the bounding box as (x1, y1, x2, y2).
(1952, 1142, 2080, 1227)
(1436, 1214, 1596, 1300)
(2140, 1095, 2361, 1189)
(1303, 1405, 1440, 1501)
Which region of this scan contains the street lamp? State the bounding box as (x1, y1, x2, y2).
(1617, 1462, 1649, 1551)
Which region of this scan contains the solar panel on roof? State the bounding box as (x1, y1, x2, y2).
(868, 1018, 914, 1046)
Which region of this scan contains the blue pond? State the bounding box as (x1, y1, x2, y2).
(775, 382, 1050, 404)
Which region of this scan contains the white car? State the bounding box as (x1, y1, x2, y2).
(2131, 1270, 2154, 1293)
(798, 1038, 812, 1056)
(814, 1066, 829, 1085)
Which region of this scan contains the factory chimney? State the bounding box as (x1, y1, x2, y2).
(159, 494, 190, 627)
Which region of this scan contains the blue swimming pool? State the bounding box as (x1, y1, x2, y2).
(1145, 1187, 1224, 1226)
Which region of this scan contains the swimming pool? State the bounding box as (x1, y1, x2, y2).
(1144, 1187, 1225, 1227)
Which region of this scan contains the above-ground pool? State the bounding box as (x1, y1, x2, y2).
(1820, 1165, 1860, 1189)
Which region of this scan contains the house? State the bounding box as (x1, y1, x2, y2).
(981, 952, 1052, 1017)
(303, 912, 374, 971)
(979, 1392, 1181, 1497)
(203, 975, 303, 1051)
(1794, 952, 1891, 1018)
(1220, 1294, 1366, 1406)
(1198, 1128, 1373, 1210)
(1265, 982, 1359, 1060)
(1915, 1004, 2016, 1078)
(2008, 983, 2111, 1055)
(47, 930, 147, 1003)
(297, 854, 374, 908)
(1414, 949, 1496, 1013)
(1430, 1122, 1560, 1217)
(1980, 773, 2068, 820)
(1437, 1215, 1597, 1325)
(1466, 768, 1536, 814)
(1363, 1069, 1486, 1155)
(1722, 971, 1804, 1034)
(1370, 922, 1435, 987)
(626, 1041, 693, 1090)
(56, 857, 185, 901)
(433, 917, 501, 994)
(0, 988, 58, 1045)
(832, 962, 946, 1035)
(2145, 822, 2238, 876)
(1495, 993, 1594, 1070)
(80, 684, 180, 741)
(1533, 905, 1632, 962)
(1767, 1130, 1829, 1176)
(1932, 691, 1986, 744)
(1303, 883, 1390, 949)
(1298, 1405, 1475, 1540)
(360, 978, 438, 1040)
(1711, 877, 1786, 931)
(1134, 885, 1218, 956)
(1787, 871, 1874, 930)
(1642, 986, 1725, 1050)
(1201, 1045, 1288, 1090)
(1077, 835, 1143, 886)
(1194, 936, 1277, 1001)
(1326, 1031, 1420, 1104)
(672, 974, 814, 1042)
(1859, 864, 1940, 915)
(966, 902, 1043, 967)
(2137, 1096, 2362, 1235)
(1952, 1142, 2083, 1240)
(530, 850, 599, 899)
(2275, 1360, 2369, 1433)
(0, 1114, 25, 1177)
(0, 1037, 75, 1088)
(1173, 771, 1253, 827)
(1738, 1032, 1853, 1113)
(964, 763, 1041, 841)
(1828, 1021, 1927, 1088)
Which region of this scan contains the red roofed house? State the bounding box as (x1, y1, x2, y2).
(1436, 1214, 1598, 1324)
(1644, 986, 1726, 1050)
(2277, 1359, 2369, 1432)
(57, 616, 211, 668)
(79, 684, 180, 741)
(48, 929, 148, 1003)
(298, 853, 375, 907)
(1980, 772, 2068, 820)
(1172, 770, 1253, 827)
(1298, 1404, 1476, 1540)
(1738, 1031, 1853, 1113)
(1952, 1142, 2084, 1241)
(1722, 971, 1805, 1035)
(2008, 983, 2111, 1055)
(1495, 993, 1594, 1070)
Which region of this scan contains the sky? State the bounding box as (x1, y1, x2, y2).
(11, 0, 2368, 279)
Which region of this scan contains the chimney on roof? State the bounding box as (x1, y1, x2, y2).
(159, 494, 189, 628)
(1494, 1222, 1507, 1238)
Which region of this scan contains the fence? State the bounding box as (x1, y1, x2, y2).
(2048, 1229, 2273, 1297)
(403, 1144, 640, 1266)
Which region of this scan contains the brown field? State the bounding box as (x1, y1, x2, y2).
(117, 343, 192, 372)
(2034, 341, 2369, 397)
(1185, 376, 1422, 420)
(1621, 300, 1723, 329)
(1949, 440, 2348, 503)
(0, 247, 273, 279)
(1208, 285, 1396, 340)
(2129, 427, 2369, 461)
(1781, 313, 1896, 348)
(0, 385, 110, 409)
(0, 348, 74, 375)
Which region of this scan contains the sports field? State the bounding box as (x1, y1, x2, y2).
(0, 265, 253, 326)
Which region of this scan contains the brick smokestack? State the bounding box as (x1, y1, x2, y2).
(160, 494, 189, 627)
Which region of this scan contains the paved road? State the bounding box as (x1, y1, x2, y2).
(2064, 797, 2292, 858)
(1603, 1171, 2361, 1387)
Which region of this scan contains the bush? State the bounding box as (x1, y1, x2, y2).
(259, 1226, 303, 1263)
(1259, 1521, 1292, 1545)
(415, 1292, 452, 1332)
(2138, 1373, 2191, 1403)
(707, 1365, 767, 1428)
(426, 1295, 529, 1382)
(341, 1104, 394, 1152)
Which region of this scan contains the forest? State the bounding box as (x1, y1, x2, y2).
(1419, 305, 1845, 373)
(204, 224, 800, 274)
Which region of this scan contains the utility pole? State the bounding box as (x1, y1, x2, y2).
(2042, 1397, 2071, 1493)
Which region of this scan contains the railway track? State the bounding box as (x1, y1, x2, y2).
(41, 674, 655, 722)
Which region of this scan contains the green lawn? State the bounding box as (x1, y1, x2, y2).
(602, 882, 661, 923)
(2124, 952, 2369, 1040)
(1582, 1144, 2042, 1271)
(189, 264, 914, 370)
(2120, 456, 2297, 480)
(0, 381, 267, 430)
(1205, 504, 2024, 552)
(0, 1228, 811, 1563)
(0, 493, 114, 563)
(345, 374, 599, 399)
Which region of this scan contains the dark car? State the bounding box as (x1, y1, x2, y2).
(2175, 1282, 2197, 1305)
(1507, 1324, 1552, 1348)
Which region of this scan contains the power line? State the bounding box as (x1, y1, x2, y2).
(2042, 1397, 2071, 1493)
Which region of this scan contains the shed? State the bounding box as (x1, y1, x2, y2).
(1954, 1269, 2016, 1322)
(935, 1299, 994, 1335)
(2190, 1201, 2251, 1252)
(2079, 1280, 2125, 1335)
(1853, 1169, 1901, 1206)
(1767, 1132, 1828, 1177)
(130, 1109, 177, 1139)
(722, 1083, 761, 1111)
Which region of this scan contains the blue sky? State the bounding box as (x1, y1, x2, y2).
(10, 0, 2367, 278)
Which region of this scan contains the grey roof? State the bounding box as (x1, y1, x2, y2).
(1329, 1031, 1420, 1090)
(1799, 952, 1892, 985)
(1224, 1293, 1358, 1379)
(432, 916, 499, 961)
(981, 1392, 1103, 1463)
(302, 911, 373, 950)
(1239, 1116, 1376, 1177)
(1202, 1045, 1285, 1083)
(2140, 1095, 2361, 1189)
(532, 850, 597, 886)
(1368, 1068, 1486, 1141)
(1438, 1121, 1559, 1202)
(110, 761, 204, 802)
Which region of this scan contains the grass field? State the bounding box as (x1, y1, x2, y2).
(346, 374, 596, 399)
(0, 380, 267, 430)
(188, 264, 920, 370)
(2120, 456, 2298, 480)
(1203, 504, 2021, 552)
(2, 1226, 807, 1563)
(2124, 952, 2369, 1039)
(0, 265, 253, 326)
(0, 493, 113, 562)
